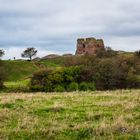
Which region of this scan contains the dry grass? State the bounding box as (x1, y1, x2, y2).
(0, 89, 139, 140)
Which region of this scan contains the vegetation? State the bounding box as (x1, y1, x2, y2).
(0, 48, 139, 139)
(96, 47, 117, 58)
(64, 54, 140, 90)
(2, 60, 39, 81)
(30, 66, 96, 92)
(135, 50, 140, 58)
(21, 47, 37, 61)
(0, 49, 5, 58)
(0, 49, 5, 88)
(0, 50, 139, 92)
(0, 61, 6, 88)
(0, 90, 139, 139)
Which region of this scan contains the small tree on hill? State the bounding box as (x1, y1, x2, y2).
(135, 50, 140, 58)
(0, 49, 5, 59)
(0, 50, 5, 89)
(21, 47, 37, 61)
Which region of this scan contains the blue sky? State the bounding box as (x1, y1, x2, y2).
(0, 0, 140, 59)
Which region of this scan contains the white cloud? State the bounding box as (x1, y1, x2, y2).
(2, 47, 62, 60)
(0, 0, 140, 59)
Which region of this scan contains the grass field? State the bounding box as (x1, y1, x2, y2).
(3, 59, 64, 81)
(0, 90, 139, 140)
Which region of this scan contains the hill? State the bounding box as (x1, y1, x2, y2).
(1, 52, 139, 91)
(2, 57, 65, 81)
(2, 51, 136, 82)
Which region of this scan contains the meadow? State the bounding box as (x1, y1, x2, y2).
(0, 90, 139, 140)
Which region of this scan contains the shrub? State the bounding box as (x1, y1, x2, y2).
(79, 82, 95, 91)
(54, 85, 65, 92)
(30, 68, 53, 92)
(126, 68, 140, 88)
(0, 61, 6, 89)
(86, 83, 96, 91)
(30, 66, 82, 92)
(67, 82, 79, 91)
(78, 67, 94, 82)
(93, 59, 114, 89)
(96, 47, 117, 58)
(135, 50, 140, 58)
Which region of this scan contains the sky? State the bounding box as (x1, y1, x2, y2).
(0, 0, 140, 59)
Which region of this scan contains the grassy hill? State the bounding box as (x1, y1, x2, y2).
(0, 90, 139, 139)
(2, 52, 137, 82)
(3, 61, 39, 81)
(3, 58, 65, 81)
(1, 53, 139, 91)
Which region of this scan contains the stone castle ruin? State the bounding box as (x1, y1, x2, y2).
(76, 37, 105, 55)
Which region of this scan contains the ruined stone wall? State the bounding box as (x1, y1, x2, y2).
(76, 37, 104, 55)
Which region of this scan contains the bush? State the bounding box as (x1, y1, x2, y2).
(0, 61, 6, 89)
(126, 68, 140, 88)
(30, 54, 140, 91)
(135, 50, 140, 58)
(67, 82, 79, 91)
(86, 83, 96, 91)
(30, 66, 82, 92)
(79, 82, 95, 91)
(54, 85, 65, 92)
(96, 47, 117, 58)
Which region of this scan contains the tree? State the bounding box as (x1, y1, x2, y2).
(0, 49, 5, 88)
(0, 49, 5, 59)
(96, 47, 117, 58)
(21, 47, 37, 61)
(135, 50, 140, 58)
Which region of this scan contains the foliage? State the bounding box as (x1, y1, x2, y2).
(135, 50, 140, 58)
(67, 82, 79, 91)
(79, 82, 96, 91)
(54, 85, 65, 92)
(0, 61, 6, 89)
(1, 51, 140, 92)
(0, 49, 5, 58)
(30, 66, 82, 92)
(21, 47, 37, 61)
(92, 57, 140, 89)
(3, 80, 30, 92)
(96, 47, 117, 58)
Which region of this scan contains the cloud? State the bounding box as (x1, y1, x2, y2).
(2, 47, 62, 60)
(0, 0, 140, 59)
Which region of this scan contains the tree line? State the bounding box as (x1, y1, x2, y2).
(30, 52, 140, 92)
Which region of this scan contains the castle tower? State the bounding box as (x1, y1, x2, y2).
(76, 37, 105, 55)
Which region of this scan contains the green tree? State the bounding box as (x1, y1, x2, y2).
(0, 62, 6, 89)
(96, 47, 117, 58)
(0, 49, 5, 59)
(21, 47, 37, 61)
(0, 49, 5, 88)
(135, 50, 140, 58)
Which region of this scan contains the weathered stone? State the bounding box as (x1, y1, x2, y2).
(76, 37, 105, 55)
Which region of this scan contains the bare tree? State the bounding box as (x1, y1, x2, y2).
(21, 47, 37, 61)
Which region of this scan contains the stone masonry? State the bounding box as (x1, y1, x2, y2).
(75, 37, 105, 55)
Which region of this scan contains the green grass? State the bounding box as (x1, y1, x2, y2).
(0, 90, 139, 139)
(3, 59, 64, 81)
(4, 80, 30, 92)
(3, 61, 39, 81)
